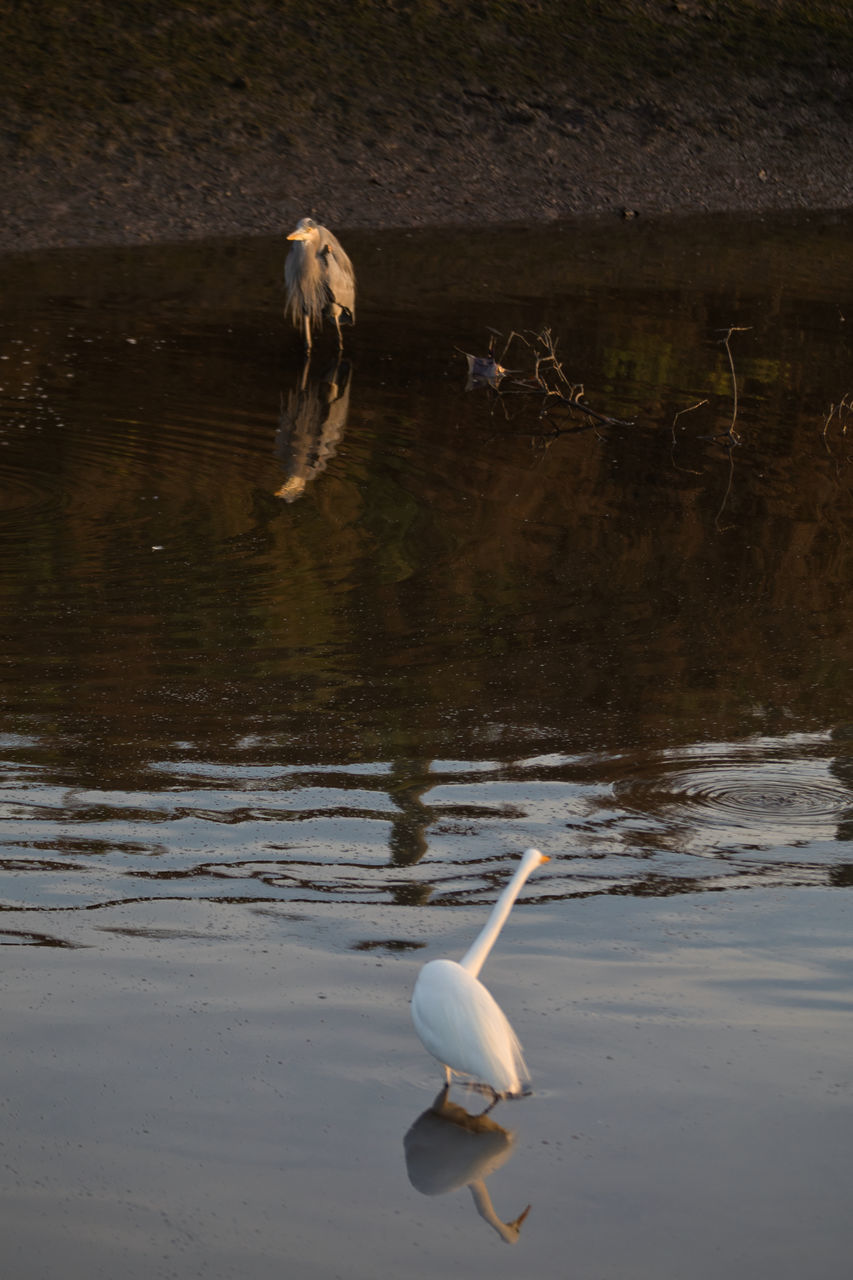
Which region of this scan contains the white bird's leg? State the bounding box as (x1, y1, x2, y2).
(480, 1086, 501, 1116)
(468, 1182, 531, 1245)
(430, 1082, 452, 1116)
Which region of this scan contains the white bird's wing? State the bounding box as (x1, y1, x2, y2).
(411, 959, 529, 1095)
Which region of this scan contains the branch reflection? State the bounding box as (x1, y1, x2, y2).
(404, 1086, 532, 1244)
(274, 357, 352, 501)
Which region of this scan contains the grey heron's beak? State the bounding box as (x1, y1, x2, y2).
(287, 229, 308, 241)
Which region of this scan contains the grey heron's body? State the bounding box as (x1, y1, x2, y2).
(284, 218, 356, 352)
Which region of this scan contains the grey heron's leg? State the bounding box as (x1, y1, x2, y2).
(333, 311, 344, 350)
(303, 313, 312, 354)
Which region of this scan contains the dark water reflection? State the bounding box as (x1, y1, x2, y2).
(1, 215, 852, 1279)
(1, 213, 851, 917)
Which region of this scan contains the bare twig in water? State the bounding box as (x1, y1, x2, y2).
(716, 325, 751, 444)
(821, 393, 852, 463)
(822, 393, 851, 438)
(464, 326, 633, 434)
(705, 326, 751, 530)
(670, 399, 709, 473)
(497, 329, 528, 366)
(714, 445, 737, 533)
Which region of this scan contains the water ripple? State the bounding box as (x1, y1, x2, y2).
(610, 733, 852, 862)
(1, 732, 851, 917)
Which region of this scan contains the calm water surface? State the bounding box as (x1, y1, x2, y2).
(1, 214, 852, 1279)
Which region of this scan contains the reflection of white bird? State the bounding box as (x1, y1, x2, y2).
(411, 848, 550, 1104)
(404, 1089, 531, 1244)
(284, 217, 356, 353)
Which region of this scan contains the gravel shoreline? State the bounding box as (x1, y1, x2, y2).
(3, 1, 853, 254)
(4, 109, 853, 257)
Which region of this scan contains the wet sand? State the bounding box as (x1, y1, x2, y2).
(3, 890, 851, 1279)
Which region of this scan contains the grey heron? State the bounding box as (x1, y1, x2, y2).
(284, 217, 356, 353)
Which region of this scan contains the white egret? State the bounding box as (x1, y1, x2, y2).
(284, 217, 356, 353)
(411, 848, 550, 1103)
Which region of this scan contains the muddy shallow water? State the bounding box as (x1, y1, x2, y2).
(1, 213, 852, 1278)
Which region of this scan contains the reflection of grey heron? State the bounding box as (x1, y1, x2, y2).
(404, 1088, 531, 1244)
(285, 218, 356, 353)
(274, 358, 351, 502)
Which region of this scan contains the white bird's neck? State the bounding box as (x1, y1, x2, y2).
(459, 855, 539, 979)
